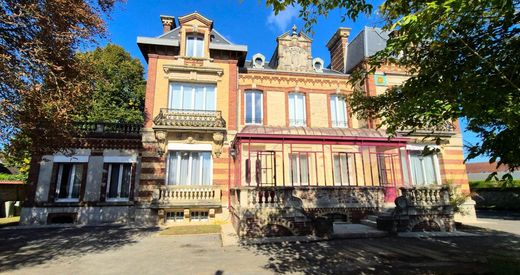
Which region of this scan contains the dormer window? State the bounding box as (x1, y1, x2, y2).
(186, 34, 204, 57)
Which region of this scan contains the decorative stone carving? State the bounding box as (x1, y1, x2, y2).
(212, 132, 224, 157)
(271, 25, 314, 72)
(154, 109, 226, 129)
(154, 130, 167, 156)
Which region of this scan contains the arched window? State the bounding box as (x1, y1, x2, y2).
(330, 95, 348, 127)
(244, 90, 263, 124)
(288, 93, 306, 126)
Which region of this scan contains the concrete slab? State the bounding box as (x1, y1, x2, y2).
(398, 231, 479, 238)
(220, 222, 240, 246)
(332, 223, 388, 238)
(465, 218, 520, 235)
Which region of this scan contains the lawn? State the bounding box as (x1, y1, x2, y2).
(159, 224, 221, 236)
(0, 216, 20, 227)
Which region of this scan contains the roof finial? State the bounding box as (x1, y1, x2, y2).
(292, 24, 297, 35)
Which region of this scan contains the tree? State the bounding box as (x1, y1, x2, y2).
(77, 44, 145, 124)
(0, 0, 121, 157)
(267, 0, 520, 176)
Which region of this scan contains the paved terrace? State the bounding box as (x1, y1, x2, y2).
(1, 225, 519, 274)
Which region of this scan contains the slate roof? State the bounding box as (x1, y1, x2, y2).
(346, 27, 390, 73)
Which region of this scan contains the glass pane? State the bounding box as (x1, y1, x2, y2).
(201, 152, 212, 185)
(338, 99, 347, 127)
(288, 94, 295, 124)
(194, 85, 205, 110)
(120, 164, 131, 198)
(333, 155, 341, 185)
(179, 152, 190, 185)
(71, 164, 83, 199)
(254, 92, 262, 124)
(423, 155, 437, 184)
(58, 164, 71, 199)
(205, 85, 215, 110)
(330, 96, 338, 126)
(295, 94, 304, 125)
(167, 152, 178, 185)
(169, 83, 182, 109)
(186, 37, 194, 56)
(245, 92, 253, 123)
(195, 37, 204, 57)
(410, 153, 425, 185)
(290, 154, 298, 185)
(182, 85, 193, 110)
(191, 152, 201, 185)
(108, 164, 120, 198)
(300, 154, 309, 184)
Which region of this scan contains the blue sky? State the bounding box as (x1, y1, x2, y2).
(99, 0, 485, 163)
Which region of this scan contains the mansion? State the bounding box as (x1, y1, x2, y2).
(20, 12, 475, 235)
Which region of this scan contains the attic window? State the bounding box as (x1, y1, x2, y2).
(313, 58, 324, 72)
(252, 53, 265, 68)
(186, 34, 204, 57)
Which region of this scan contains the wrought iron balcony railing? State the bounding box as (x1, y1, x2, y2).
(153, 108, 226, 129)
(74, 122, 142, 137)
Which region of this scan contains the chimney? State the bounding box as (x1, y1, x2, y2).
(160, 15, 176, 33)
(326, 27, 351, 73)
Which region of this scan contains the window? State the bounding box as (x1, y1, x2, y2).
(288, 93, 306, 126)
(166, 211, 184, 222)
(54, 163, 85, 202)
(290, 153, 309, 185)
(186, 34, 204, 57)
(244, 90, 263, 124)
(191, 211, 209, 222)
(167, 151, 212, 185)
(330, 95, 348, 127)
(409, 151, 439, 185)
(169, 83, 216, 111)
(106, 163, 132, 201)
(333, 153, 356, 186)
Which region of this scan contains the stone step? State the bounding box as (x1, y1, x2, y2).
(360, 219, 377, 228)
(367, 215, 378, 222)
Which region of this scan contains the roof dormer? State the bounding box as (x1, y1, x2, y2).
(178, 12, 213, 58)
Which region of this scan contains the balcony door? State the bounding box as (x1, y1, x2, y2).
(168, 83, 216, 111)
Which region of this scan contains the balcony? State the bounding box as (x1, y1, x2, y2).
(151, 185, 222, 208)
(153, 108, 226, 131)
(74, 122, 142, 137)
(396, 121, 456, 137)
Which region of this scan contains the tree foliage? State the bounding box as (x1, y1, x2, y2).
(0, 0, 121, 157)
(267, 0, 520, 173)
(77, 44, 145, 124)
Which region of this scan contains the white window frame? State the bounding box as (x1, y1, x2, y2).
(288, 93, 307, 126)
(168, 83, 217, 111)
(290, 153, 310, 186)
(407, 146, 442, 185)
(244, 90, 263, 125)
(165, 144, 213, 186)
(185, 34, 204, 58)
(106, 163, 132, 202)
(54, 163, 85, 202)
(330, 95, 348, 128)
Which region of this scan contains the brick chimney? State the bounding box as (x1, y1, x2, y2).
(160, 15, 176, 33)
(326, 27, 351, 73)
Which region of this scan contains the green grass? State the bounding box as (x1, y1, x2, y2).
(0, 216, 20, 227)
(0, 173, 26, 181)
(159, 224, 221, 236)
(488, 256, 520, 275)
(470, 180, 520, 189)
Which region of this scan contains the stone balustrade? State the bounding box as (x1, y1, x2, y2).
(399, 186, 451, 207)
(152, 185, 221, 207)
(153, 108, 226, 129)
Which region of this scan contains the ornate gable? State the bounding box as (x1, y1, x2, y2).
(271, 25, 313, 72)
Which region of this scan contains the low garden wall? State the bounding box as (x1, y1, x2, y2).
(472, 188, 520, 211)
